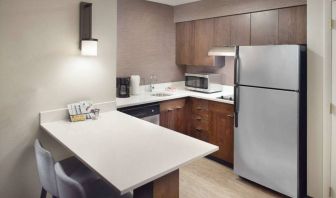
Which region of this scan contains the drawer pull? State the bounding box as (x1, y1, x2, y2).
(227, 114, 234, 118)
(176, 106, 183, 110)
(167, 109, 174, 112)
(195, 128, 202, 132)
(196, 117, 202, 121)
(196, 107, 202, 110)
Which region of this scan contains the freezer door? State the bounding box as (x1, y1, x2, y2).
(238, 45, 300, 90)
(234, 86, 299, 197)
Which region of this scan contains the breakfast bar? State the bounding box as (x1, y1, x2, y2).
(40, 106, 218, 198)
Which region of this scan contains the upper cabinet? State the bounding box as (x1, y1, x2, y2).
(176, 5, 307, 66)
(278, 6, 307, 44)
(213, 14, 251, 47)
(194, 19, 215, 66)
(213, 17, 231, 47)
(251, 10, 279, 45)
(230, 14, 251, 46)
(176, 22, 194, 66)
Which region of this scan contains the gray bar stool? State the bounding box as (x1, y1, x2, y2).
(54, 162, 133, 198)
(34, 139, 99, 198)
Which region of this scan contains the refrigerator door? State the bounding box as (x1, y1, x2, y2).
(234, 86, 299, 197)
(237, 45, 300, 91)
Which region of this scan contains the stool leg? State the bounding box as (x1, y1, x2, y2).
(40, 188, 47, 198)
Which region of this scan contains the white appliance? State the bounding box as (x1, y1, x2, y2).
(185, 73, 222, 93)
(130, 75, 141, 95)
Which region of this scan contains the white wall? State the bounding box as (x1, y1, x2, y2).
(307, 0, 332, 197)
(0, 0, 117, 197)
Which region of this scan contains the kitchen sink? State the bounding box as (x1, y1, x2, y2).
(151, 93, 172, 97)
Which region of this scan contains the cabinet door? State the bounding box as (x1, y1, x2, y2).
(209, 102, 234, 164)
(209, 111, 234, 164)
(278, 6, 307, 44)
(174, 107, 187, 134)
(176, 22, 194, 65)
(194, 18, 215, 66)
(230, 14, 251, 46)
(160, 99, 187, 134)
(251, 10, 279, 45)
(214, 16, 231, 47)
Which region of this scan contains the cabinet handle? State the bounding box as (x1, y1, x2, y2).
(196, 107, 202, 110)
(176, 106, 183, 110)
(195, 128, 202, 132)
(227, 114, 234, 118)
(196, 117, 202, 121)
(167, 109, 174, 112)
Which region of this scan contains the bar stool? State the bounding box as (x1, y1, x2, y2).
(54, 162, 133, 198)
(34, 139, 99, 198)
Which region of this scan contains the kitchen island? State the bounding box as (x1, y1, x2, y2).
(40, 104, 218, 198)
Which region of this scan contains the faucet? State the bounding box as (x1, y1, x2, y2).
(149, 74, 156, 92)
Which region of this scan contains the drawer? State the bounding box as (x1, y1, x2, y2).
(191, 98, 209, 114)
(160, 98, 186, 112)
(190, 127, 209, 142)
(209, 101, 234, 114)
(191, 114, 209, 126)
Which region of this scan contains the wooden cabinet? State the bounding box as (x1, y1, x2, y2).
(176, 6, 307, 65)
(160, 98, 235, 164)
(213, 14, 251, 47)
(194, 19, 215, 66)
(230, 14, 251, 46)
(251, 10, 279, 45)
(160, 98, 188, 135)
(278, 6, 307, 44)
(209, 101, 234, 164)
(189, 98, 209, 141)
(189, 98, 234, 164)
(176, 22, 194, 65)
(214, 17, 231, 47)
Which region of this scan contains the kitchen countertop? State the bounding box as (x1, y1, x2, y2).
(40, 108, 218, 195)
(116, 82, 234, 108)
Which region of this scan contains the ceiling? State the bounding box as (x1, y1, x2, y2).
(146, 0, 201, 6)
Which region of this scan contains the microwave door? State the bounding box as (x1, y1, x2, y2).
(186, 76, 208, 89)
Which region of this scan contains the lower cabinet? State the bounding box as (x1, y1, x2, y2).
(159, 97, 234, 164)
(160, 98, 188, 135)
(208, 101, 234, 164)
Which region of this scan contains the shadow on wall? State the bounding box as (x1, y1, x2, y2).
(185, 57, 235, 85)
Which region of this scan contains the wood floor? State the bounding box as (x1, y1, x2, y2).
(180, 158, 285, 198)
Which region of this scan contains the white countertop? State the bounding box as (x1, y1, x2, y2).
(116, 82, 234, 108)
(41, 110, 218, 195)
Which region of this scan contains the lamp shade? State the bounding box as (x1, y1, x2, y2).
(81, 39, 98, 56)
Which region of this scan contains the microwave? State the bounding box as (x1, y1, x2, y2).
(185, 73, 222, 93)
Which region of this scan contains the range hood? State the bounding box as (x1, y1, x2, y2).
(208, 47, 236, 57)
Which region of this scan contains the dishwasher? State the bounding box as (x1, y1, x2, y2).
(118, 102, 160, 125)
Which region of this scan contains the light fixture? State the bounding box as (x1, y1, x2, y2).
(80, 2, 98, 56)
(208, 47, 236, 57)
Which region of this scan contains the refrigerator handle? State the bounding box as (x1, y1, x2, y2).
(234, 47, 240, 85)
(234, 85, 240, 128)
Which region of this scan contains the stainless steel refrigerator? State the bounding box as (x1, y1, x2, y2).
(233, 45, 307, 198)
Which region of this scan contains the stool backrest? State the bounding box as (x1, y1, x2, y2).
(54, 162, 86, 198)
(34, 139, 59, 197)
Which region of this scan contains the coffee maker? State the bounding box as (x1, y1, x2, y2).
(116, 77, 130, 98)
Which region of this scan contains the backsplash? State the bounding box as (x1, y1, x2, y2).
(117, 0, 185, 85)
(185, 57, 235, 86)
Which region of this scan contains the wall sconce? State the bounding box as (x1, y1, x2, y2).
(80, 2, 98, 56)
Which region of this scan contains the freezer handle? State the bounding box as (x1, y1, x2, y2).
(234, 47, 240, 85)
(234, 85, 240, 128)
